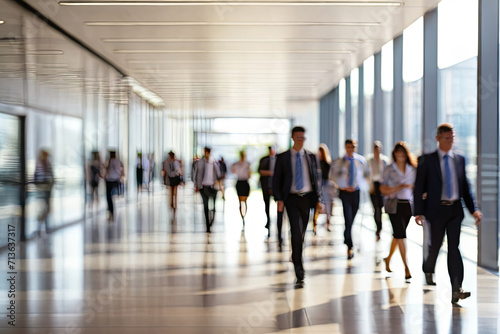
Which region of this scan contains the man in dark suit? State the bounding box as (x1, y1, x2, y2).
(273, 126, 321, 286)
(258, 146, 276, 238)
(414, 123, 482, 304)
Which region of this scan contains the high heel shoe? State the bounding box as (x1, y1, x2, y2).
(383, 257, 392, 272)
(405, 272, 412, 280)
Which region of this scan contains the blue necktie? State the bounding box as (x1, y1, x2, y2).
(444, 155, 452, 198)
(348, 157, 355, 187)
(295, 153, 303, 191)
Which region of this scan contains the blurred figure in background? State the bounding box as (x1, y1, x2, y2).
(331, 139, 369, 260)
(34, 149, 54, 232)
(313, 143, 336, 234)
(232, 150, 252, 228)
(163, 151, 183, 213)
(218, 157, 227, 200)
(258, 146, 276, 238)
(367, 141, 390, 241)
(193, 147, 221, 233)
(88, 151, 103, 209)
(136, 152, 144, 195)
(148, 153, 155, 192)
(105, 150, 124, 221)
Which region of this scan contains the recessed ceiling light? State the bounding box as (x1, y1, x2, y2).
(115, 50, 351, 54)
(88, 21, 379, 26)
(102, 37, 368, 43)
(0, 21, 5, 25)
(61, 1, 402, 7)
(28, 50, 64, 55)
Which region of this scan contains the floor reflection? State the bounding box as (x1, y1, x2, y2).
(0, 186, 498, 333)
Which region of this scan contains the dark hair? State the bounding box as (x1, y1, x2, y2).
(345, 139, 356, 146)
(204, 147, 211, 153)
(168, 151, 175, 158)
(391, 141, 417, 168)
(109, 151, 116, 159)
(291, 126, 306, 137)
(437, 123, 454, 135)
(239, 150, 246, 159)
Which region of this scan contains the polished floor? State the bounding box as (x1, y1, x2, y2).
(1, 183, 499, 333)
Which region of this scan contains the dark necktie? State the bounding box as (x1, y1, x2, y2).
(348, 157, 355, 187)
(295, 153, 303, 191)
(444, 155, 452, 198)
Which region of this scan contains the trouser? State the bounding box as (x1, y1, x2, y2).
(339, 190, 360, 249)
(106, 180, 119, 216)
(200, 186, 217, 232)
(370, 181, 384, 233)
(423, 201, 464, 291)
(285, 193, 313, 279)
(262, 186, 271, 224)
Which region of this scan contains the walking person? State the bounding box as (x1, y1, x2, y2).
(367, 141, 390, 241)
(193, 147, 221, 233)
(88, 151, 103, 209)
(273, 126, 321, 287)
(162, 151, 183, 213)
(258, 146, 276, 238)
(34, 149, 54, 232)
(380, 142, 417, 280)
(312, 143, 336, 234)
(413, 123, 482, 304)
(105, 150, 124, 221)
(218, 157, 227, 200)
(331, 139, 369, 259)
(232, 150, 252, 228)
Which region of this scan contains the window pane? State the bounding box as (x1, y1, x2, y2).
(382, 41, 394, 154)
(363, 56, 374, 155)
(350, 68, 359, 141)
(438, 0, 478, 228)
(403, 18, 423, 155)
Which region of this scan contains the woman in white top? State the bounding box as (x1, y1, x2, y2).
(380, 142, 417, 280)
(231, 150, 251, 227)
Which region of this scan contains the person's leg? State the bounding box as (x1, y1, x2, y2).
(262, 187, 271, 228)
(285, 196, 305, 280)
(446, 208, 465, 291)
(422, 217, 446, 274)
(208, 187, 217, 226)
(200, 188, 210, 232)
(384, 238, 398, 272)
(397, 238, 411, 278)
(106, 181, 114, 218)
(339, 191, 354, 250)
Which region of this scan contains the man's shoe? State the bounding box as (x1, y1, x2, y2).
(295, 278, 304, 287)
(425, 273, 436, 286)
(451, 288, 471, 304)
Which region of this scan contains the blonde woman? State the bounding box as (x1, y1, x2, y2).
(313, 144, 336, 234)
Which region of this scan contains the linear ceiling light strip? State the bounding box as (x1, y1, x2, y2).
(87, 21, 379, 26)
(60, 1, 401, 6)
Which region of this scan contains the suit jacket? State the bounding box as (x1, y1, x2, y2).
(193, 158, 221, 189)
(272, 149, 321, 208)
(413, 150, 477, 221)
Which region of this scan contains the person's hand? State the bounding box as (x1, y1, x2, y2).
(345, 187, 356, 192)
(277, 201, 284, 212)
(473, 210, 483, 226)
(415, 215, 425, 226)
(195, 187, 199, 192)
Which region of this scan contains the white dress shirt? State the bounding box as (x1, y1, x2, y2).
(290, 148, 312, 193)
(438, 149, 459, 201)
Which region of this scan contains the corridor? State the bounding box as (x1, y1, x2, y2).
(0, 185, 497, 333)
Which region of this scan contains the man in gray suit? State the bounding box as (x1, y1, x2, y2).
(193, 147, 221, 233)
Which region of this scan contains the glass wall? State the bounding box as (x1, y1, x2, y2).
(363, 56, 374, 155)
(0, 0, 164, 239)
(381, 41, 394, 155)
(438, 0, 478, 228)
(403, 18, 424, 155)
(338, 78, 346, 155)
(350, 68, 359, 142)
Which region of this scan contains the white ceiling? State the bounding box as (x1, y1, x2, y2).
(18, 0, 440, 115)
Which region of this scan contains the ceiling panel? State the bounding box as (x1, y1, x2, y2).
(15, 0, 441, 115)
